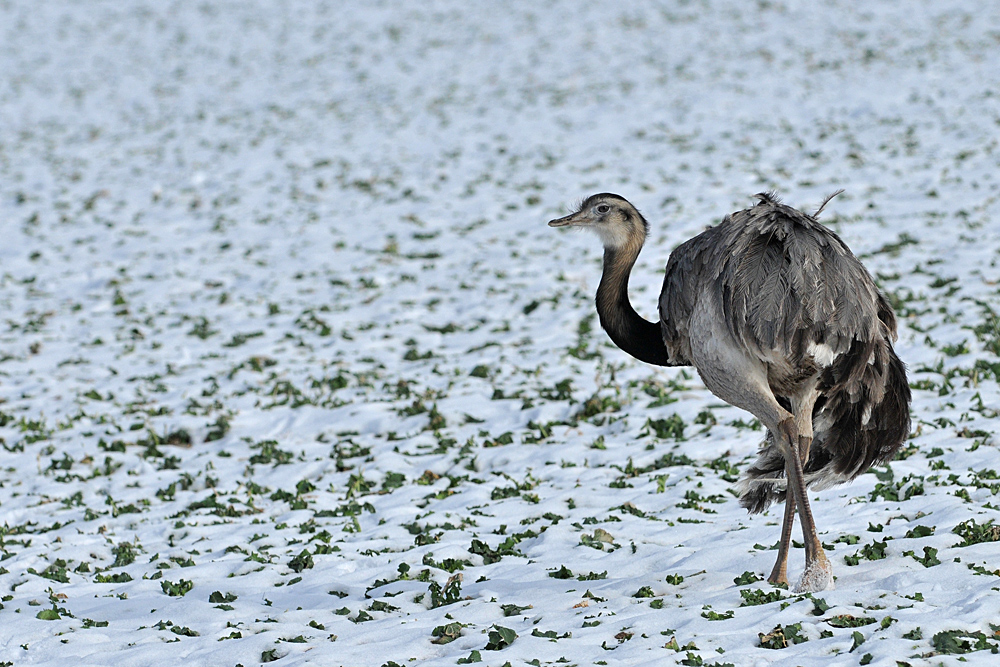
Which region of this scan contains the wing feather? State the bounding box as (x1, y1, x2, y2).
(661, 195, 888, 372)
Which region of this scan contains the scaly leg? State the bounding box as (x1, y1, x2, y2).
(775, 419, 832, 592)
(767, 434, 814, 586)
(768, 492, 796, 585)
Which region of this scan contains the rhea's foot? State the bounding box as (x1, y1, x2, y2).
(767, 560, 788, 586)
(794, 555, 834, 593)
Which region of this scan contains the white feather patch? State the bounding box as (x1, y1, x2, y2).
(807, 341, 839, 367)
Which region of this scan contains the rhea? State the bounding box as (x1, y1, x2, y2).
(549, 192, 910, 592)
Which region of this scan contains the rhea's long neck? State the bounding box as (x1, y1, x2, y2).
(595, 244, 672, 367)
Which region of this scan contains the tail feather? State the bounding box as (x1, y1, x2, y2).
(738, 343, 911, 514)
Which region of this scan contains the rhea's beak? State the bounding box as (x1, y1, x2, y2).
(548, 211, 585, 228)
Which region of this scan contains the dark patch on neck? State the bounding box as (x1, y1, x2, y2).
(595, 246, 671, 367)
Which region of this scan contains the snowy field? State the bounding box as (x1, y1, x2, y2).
(2, 1, 1000, 665)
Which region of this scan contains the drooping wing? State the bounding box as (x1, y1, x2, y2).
(657, 224, 726, 365)
(714, 200, 883, 364)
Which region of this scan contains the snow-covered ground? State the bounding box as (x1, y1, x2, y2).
(2, 1, 1000, 665)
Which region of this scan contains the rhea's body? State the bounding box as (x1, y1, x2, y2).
(549, 192, 910, 592)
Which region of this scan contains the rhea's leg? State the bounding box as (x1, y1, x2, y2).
(768, 492, 796, 585)
(787, 386, 830, 592)
(771, 429, 817, 581)
(685, 306, 831, 590)
(773, 418, 832, 593)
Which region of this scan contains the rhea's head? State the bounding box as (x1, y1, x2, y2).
(548, 193, 648, 251)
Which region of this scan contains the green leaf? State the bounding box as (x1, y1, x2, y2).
(758, 626, 787, 650)
(733, 571, 762, 586)
(209, 591, 237, 604)
(431, 622, 465, 645)
(828, 615, 876, 629)
(501, 603, 532, 617)
(36, 608, 60, 620)
(931, 629, 999, 654)
(953, 519, 1000, 547)
(739, 588, 782, 607)
(644, 415, 686, 440)
(288, 550, 314, 573)
(485, 625, 517, 650)
(160, 579, 194, 597)
(811, 597, 831, 616)
(904, 525, 934, 539)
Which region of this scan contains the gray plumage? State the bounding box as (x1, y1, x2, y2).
(549, 191, 911, 592)
(658, 192, 908, 505)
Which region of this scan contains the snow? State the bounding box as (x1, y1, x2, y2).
(2, 0, 1000, 665)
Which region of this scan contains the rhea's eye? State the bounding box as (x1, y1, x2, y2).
(596, 204, 611, 214)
